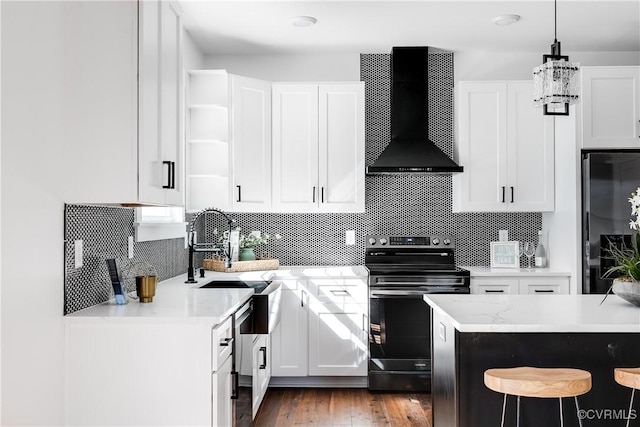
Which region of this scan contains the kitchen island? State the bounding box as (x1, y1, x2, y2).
(424, 294, 640, 427)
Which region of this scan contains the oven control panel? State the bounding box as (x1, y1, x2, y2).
(366, 235, 454, 248)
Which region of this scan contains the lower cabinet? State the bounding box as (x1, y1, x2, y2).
(212, 355, 233, 427)
(270, 279, 309, 376)
(252, 334, 271, 418)
(212, 317, 233, 427)
(271, 276, 368, 377)
(308, 303, 368, 376)
(471, 275, 570, 294)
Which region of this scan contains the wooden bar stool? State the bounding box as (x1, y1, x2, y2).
(614, 367, 640, 427)
(484, 366, 592, 427)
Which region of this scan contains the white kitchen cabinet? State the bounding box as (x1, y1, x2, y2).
(212, 355, 232, 427)
(186, 71, 271, 212)
(271, 274, 368, 378)
(231, 76, 272, 212)
(308, 303, 368, 376)
(581, 66, 640, 148)
(252, 334, 271, 418)
(470, 278, 519, 295)
(470, 274, 570, 295)
(270, 279, 309, 377)
(211, 317, 233, 427)
(63, 1, 184, 206)
(519, 277, 570, 295)
(453, 81, 554, 212)
(138, 0, 184, 206)
(272, 83, 365, 213)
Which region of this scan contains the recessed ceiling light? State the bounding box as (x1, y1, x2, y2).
(492, 14, 521, 26)
(292, 16, 317, 28)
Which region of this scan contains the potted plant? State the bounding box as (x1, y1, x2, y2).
(602, 187, 640, 306)
(215, 228, 282, 261)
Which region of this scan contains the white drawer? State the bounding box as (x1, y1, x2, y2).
(310, 278, 368, 304)
(471, 278, 518, 294)
(211, 316, 233, 371)
(519, 277, 569, 294)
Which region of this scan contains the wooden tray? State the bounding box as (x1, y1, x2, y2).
(202, 257, 279, 273)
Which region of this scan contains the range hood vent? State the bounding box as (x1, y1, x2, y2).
(367, 47, 463, 174)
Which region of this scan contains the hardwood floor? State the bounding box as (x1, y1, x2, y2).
(254, 388, 432, 427)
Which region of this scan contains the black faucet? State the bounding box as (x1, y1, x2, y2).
(185, 207, 236, 284)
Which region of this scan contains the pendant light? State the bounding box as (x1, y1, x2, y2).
(532, 0, 580, 116)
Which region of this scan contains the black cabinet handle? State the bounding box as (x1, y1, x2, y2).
(510, 186, 514, 203)
(501, 186, 505, 203)
(162, 161, 176, 189)
(259, 346, 267, 369)
(219, 337, 233, 347)
(485, 289, 504, 293)
(534, 289, 555, 293)
(237, 185, 241, 202)
(162, 161, 172, 189)
(321, 187, 325, 203)
(312, 186, 316, 203)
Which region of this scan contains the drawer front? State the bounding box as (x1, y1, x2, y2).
(311, 278, 368, 304)
(471, 278, 518, 295)
(211, 316, 233, 371)
(519, 277, 570, 295)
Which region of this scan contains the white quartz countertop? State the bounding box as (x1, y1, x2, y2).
(461, 266, 571, 276)
(424, 294, 640, 333)
(65, 272, 254, 324)
(65, 265, 368, 324)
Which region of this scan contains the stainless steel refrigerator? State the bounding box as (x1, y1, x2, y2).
(582, 150, 640, 294)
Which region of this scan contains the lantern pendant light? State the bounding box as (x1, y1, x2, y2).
(532, 0, 580, 116)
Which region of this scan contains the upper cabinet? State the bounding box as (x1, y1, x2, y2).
(453, 81, 554, 213)
(581, 66, 640, 149)
(272, 83, 365, 213)
(138, 0, 184, 206)
(186, 79, 365, 213)
(185, 71, 271, 212)
(63, 1, 184, 206)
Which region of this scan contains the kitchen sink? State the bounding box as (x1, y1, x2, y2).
(198, 280, 272, 293)
(199, 279, 282, 334)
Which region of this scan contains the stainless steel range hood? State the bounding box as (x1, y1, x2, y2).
(367, 47, 463, 174)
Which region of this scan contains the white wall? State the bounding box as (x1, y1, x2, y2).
(184, 29, 205, 70)
(203, 53, 360, 81)
(455, 50, 640, 81)
(1, 2, 66, 425)
(202, 50, 639, 83)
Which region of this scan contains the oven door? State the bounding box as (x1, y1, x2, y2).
(367, 275, 469, 391)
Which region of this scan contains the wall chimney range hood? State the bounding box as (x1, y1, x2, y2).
(367, 47, 463, 174)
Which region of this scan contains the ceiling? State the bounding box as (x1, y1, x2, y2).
(180, 0, 640, 56)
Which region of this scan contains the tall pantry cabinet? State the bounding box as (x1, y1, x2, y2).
(62, 0, 184, 206)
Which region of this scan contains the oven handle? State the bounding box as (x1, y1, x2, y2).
(370, 289, 467, 296)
